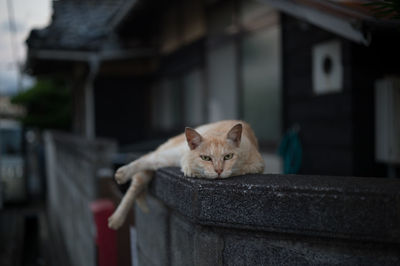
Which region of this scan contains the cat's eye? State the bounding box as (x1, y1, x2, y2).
(224, 153, 234, 160)
(200, 155, 212, 161)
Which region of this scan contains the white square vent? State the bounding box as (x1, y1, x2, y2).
(312, 40, 343, 95)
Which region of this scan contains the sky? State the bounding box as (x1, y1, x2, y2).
(0, 0, 51, 96)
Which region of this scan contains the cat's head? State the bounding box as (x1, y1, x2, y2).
(184, 123, 243, 179)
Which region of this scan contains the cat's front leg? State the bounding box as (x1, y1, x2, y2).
(109, 170, 153, 229)
(114, 153, 155, 184)
(115, 164, 135, 184)
(115, 148, 182, 184)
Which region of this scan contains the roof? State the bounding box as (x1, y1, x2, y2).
(26, 0, 136, 51)
(27, 0, 400, 53)
(261, 0, 400, 45)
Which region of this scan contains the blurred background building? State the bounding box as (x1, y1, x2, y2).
(23, 0, 400, 178)
(1, 0, 400, 265)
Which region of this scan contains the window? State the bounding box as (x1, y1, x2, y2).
(241, 15, 281, 145)
(183, 68, 205, 127)
(207, 41, 239, 122)
(152, 77, 182, 131)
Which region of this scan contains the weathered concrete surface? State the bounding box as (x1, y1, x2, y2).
(135, 195, 170, 266)
(169, 214, 224, 266)
(151, 167, 400, 243)
(222, 231, 400, 266)
(44, 131, 117, 266)
(135, 167, 400, 265)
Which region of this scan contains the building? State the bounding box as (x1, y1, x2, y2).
(26, 0, 400, 177)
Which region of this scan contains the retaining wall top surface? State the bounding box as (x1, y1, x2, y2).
(151, 167, 400, 243)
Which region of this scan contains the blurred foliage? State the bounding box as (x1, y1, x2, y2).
(11, 78, 72, 130)
(366, 0, 400, 19)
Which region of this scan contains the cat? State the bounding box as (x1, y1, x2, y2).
(108, 120, 265, 229)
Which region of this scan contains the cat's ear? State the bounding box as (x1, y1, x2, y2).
(185, 127, 203, 150)
(227, 123, 242, 147)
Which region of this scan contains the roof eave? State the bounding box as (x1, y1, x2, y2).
(260, 0, 371, 45)
(27, 48, 157, 62)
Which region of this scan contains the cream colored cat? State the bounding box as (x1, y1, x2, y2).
(108, 120, 264, 229)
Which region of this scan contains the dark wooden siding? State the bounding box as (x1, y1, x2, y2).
(282, 14, 354, 176)
(282, 14, 399, 177)
(350, 32, 400, 177)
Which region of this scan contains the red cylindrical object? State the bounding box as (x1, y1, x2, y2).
(91, 199, 118, 266)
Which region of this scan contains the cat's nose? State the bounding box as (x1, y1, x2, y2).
(215, 169, 223, 176)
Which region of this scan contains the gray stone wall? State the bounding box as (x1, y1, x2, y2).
(136, 167, 400, 266)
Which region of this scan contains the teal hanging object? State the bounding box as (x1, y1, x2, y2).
(278, 125, 302, 174)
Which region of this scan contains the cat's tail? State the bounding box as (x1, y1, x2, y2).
(108, 170, 153, 230)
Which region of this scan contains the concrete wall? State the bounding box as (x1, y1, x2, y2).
(136, 168, 400, 265)
(44, 131, 116, 266)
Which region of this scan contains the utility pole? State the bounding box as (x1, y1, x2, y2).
(6, 0, 22, 92)
(0, 104, 2, 208)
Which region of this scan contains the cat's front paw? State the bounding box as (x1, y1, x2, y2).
(108, 213, 124, 230)
(115, 165, 131, 184)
